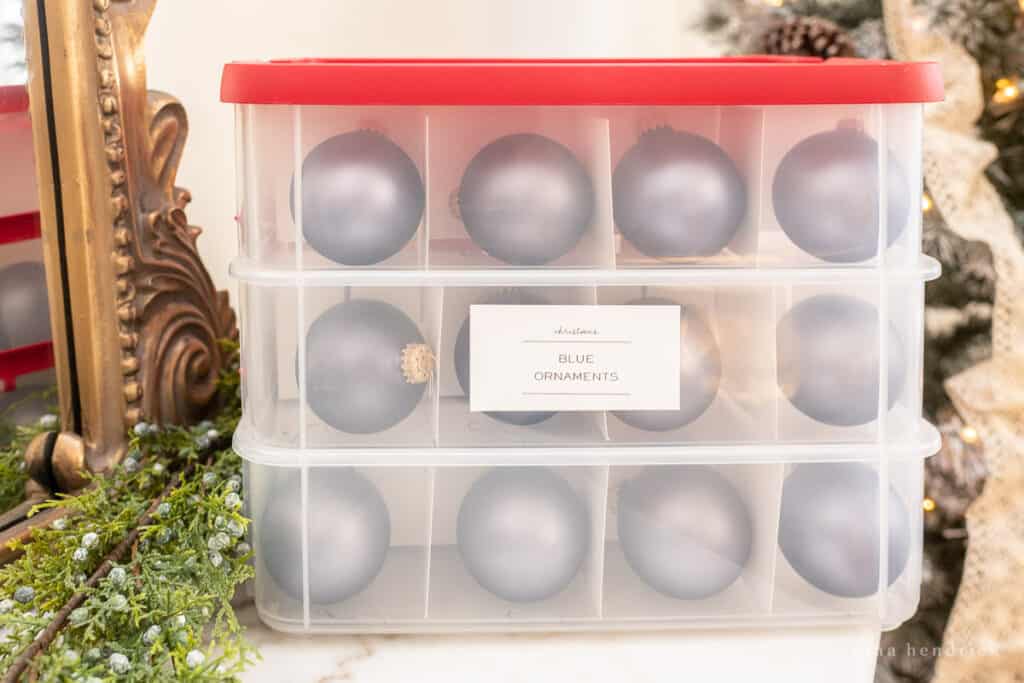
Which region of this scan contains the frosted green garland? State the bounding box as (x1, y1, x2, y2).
(0, 393, 58, 511)
(0, 344, 255, 681)
(0, 423, 35, 512)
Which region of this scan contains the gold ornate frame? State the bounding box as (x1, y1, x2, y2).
(14, 0, 234, 495)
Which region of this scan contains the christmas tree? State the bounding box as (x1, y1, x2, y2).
(701, 1, 1023, 681)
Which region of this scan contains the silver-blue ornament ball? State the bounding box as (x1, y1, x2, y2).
(613, 128, 747, 259)
(453, 289, 556, 427)
(260, 468, 391, 605)
(293, 131, 424, 266)
(613, 298, 722, 432)
(457, 468, 590, 603)
(772, 126, 911, 263)
(618, 466, 753, 600)
(779, 463, 911, 599)
(777, 294, 905, 427)
(458, 133, 595, 266)
(0, 262, 51, 350)
(304, 299, 428, 434)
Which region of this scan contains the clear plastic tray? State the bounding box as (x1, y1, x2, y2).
(240, 453, 932, 633)
(234, 272, 936, 453)
(232, 102, 927, 272)
(224, 58, 943, 634)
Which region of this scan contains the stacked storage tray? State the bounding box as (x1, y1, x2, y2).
(0, 85, 54, 400)
(222, 58, 944, 633)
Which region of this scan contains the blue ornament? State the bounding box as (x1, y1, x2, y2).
(294, 131, 424, 266)
(613, 128, 747, 259)
(772, 127, 910, 263)
(0, 262, 51, 350)
(779, 463, 911, 598)
(458, 468, 589, 603)
(777, 294, 905, 427)
(458, 134, 594, 265)
(304, 299, 429, 434)
(618, 466, 752, 600)
(261, 468, 390, 605)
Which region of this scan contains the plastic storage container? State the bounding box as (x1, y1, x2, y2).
(0, 85, 54, 397)
(222, 58, 944, 634)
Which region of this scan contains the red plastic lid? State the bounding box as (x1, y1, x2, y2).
(0, 212, 42, 246)
(0, 85, 29, 114)
(0, 342, 54, 393)
(221, 58, 943, 106)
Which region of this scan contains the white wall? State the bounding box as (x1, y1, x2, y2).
(0, 0, 26, 86)
(146, 0, 716, 299)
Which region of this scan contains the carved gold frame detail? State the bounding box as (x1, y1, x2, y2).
(3, 0, 234, 539)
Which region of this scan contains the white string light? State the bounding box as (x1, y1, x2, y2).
(961, 425, 980, 445)
(993, 77, 1022, 105)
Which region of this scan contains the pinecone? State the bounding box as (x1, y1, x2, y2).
(761, 16, 856, 59)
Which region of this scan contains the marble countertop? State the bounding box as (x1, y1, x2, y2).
(238, 604, 882, 683)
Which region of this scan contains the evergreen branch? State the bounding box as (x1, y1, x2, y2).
(0, 340, 253, 681)
(3, 461, 190, 683)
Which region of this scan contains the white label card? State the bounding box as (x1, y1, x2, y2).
(469, 305, 681, 412)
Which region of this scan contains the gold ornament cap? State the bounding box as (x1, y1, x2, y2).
(401, 343, 435, 385)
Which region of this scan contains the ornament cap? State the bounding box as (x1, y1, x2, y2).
(401, 343, 435, 385)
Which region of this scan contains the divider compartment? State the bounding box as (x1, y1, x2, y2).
(238, 105, 294, 267)
(759, 103, 919, 268)
(248, 463, 432, 629)
(427, 465, 606, 621)
(239, 104, 428, 271)
(770, 457, 923, 627)
(883, 104, 925, 270)
(239, 282, 443, 450)
(774, 282, 918, 444)
(602, 463, 782, 619)
(426, 108, 615, 269)
(299, 286, 442, 448)
(601, 285, 776, 444)
(881, 457, 924, 629)
(608, 106, 763, 268)
(238, 283, 290, 447)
